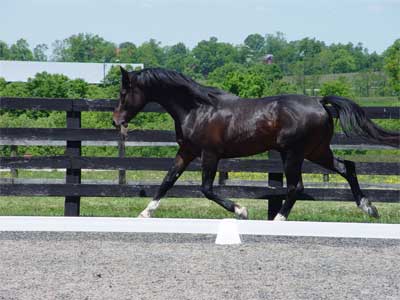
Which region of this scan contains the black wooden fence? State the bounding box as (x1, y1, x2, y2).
(0, 97, 399, 218)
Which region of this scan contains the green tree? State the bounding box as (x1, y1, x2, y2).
(366, 51, 383, 71)
(181, 55, 202, 79)
(244, 33, 265, 62)
(27, 72, 70, 98)
(264, 32, 297, 73)
(51, 40, 66, 61)
(164, 42, 190, 72)
(296, 37, 325, 79)
(117, 42, 137, 63)
(316, 49, 334, 73)
(207, 63, 245, 86)
(135, 39, 165, 67)
(330, 49, 357, 73)
(383, 39, 400, 98)
(244, 33, 265, 53)
(26, 72, 88, 99)
(0, 41, 10, 59)
(350, 42, 369, 70)
(297, 37, 325, 59)
(222, 71, 266, 97)
(66, 78, 89, 98)
(319, 77, 354, 98)
(52, 33, 116, 62)
(192, 37, 240, 76)
(0, 78, 6, 90)
(9, 39, 33, 61)
(33, 44, 48, 61)
(0, 79, 31, 119)
(0, 81, 29, 97)
(218, 63, 285, 98)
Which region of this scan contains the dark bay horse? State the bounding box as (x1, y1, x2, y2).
(113, 67, 399, 220)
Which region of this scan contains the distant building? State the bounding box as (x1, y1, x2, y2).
(0, 61, 144, 84)
(263, 54, 273, 64)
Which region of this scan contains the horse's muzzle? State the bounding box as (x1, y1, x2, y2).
(112, 118, 128, 129)
(112, 119, 129, 138)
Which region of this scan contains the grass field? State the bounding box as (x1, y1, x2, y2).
(354, 96, 400, 107)
(1, 196, 399, 224)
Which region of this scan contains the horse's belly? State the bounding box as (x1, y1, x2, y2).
(221, 136, 274, 158)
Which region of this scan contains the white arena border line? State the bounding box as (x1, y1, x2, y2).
(0, 217, 399, 244)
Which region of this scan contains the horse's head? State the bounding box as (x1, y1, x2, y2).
(112, 66, 147, 135)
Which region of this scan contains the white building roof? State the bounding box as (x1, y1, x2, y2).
(0, 61, 144, 84)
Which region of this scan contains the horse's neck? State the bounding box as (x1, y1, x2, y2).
(153, 91, 201, 124)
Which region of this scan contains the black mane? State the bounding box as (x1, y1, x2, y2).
(133, 68, 239, 106)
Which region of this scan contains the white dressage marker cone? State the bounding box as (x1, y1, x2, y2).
(215, 219, 241, 245)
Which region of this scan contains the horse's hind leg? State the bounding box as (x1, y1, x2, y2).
(201, 151, 248, 219)
(280, 151, 304, 193)
(307, 146, 379, 218)
(138, 147, 195, 218)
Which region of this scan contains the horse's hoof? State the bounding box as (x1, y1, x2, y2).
(234, 206, 248, 220)
(359, 198, 379, 219)
(138, 210, 151, 218)
(274, 213, 287, 221)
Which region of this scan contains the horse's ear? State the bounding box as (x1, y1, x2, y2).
(120, 66, 130, 88)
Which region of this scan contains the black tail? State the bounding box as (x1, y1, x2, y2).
(321, 95, 399, 148)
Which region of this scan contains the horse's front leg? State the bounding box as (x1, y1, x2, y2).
(138, 147, 195, 218)
(200, 151, 248, 219)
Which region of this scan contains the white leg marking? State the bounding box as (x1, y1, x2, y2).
(234, 205, 248, 219)
(274, 213, 287, 221)
(358, 197, 379, 218)
(138, 200, 160, 218)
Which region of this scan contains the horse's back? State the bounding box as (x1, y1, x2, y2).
(233, 94, 327, 124)
(260, 94, 322, 106)
(267, 95, 333, 150)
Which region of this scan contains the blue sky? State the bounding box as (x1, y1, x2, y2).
(1, 0, 399, 53)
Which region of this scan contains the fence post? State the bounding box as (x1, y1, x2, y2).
(218, 171, 228, 186)
(118, 136, 126, 185)
(10, 145, 18, 179)
(323, 173, 329, 183)
(65, 110, 81, 216)
(267, 150, 284, 220)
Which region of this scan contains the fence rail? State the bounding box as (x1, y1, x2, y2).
(0, 128, 391, 146)
(1, 156, 399, 175)
(1, 97, 399, 218)
(1, 183, 398, 202)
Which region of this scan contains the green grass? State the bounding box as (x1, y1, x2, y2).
(0, 197, 399, 223)
(1, 169, 399, 185)
(354, 96, 400, 107)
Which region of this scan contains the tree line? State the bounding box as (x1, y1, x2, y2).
(0, 32, 399, 98)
